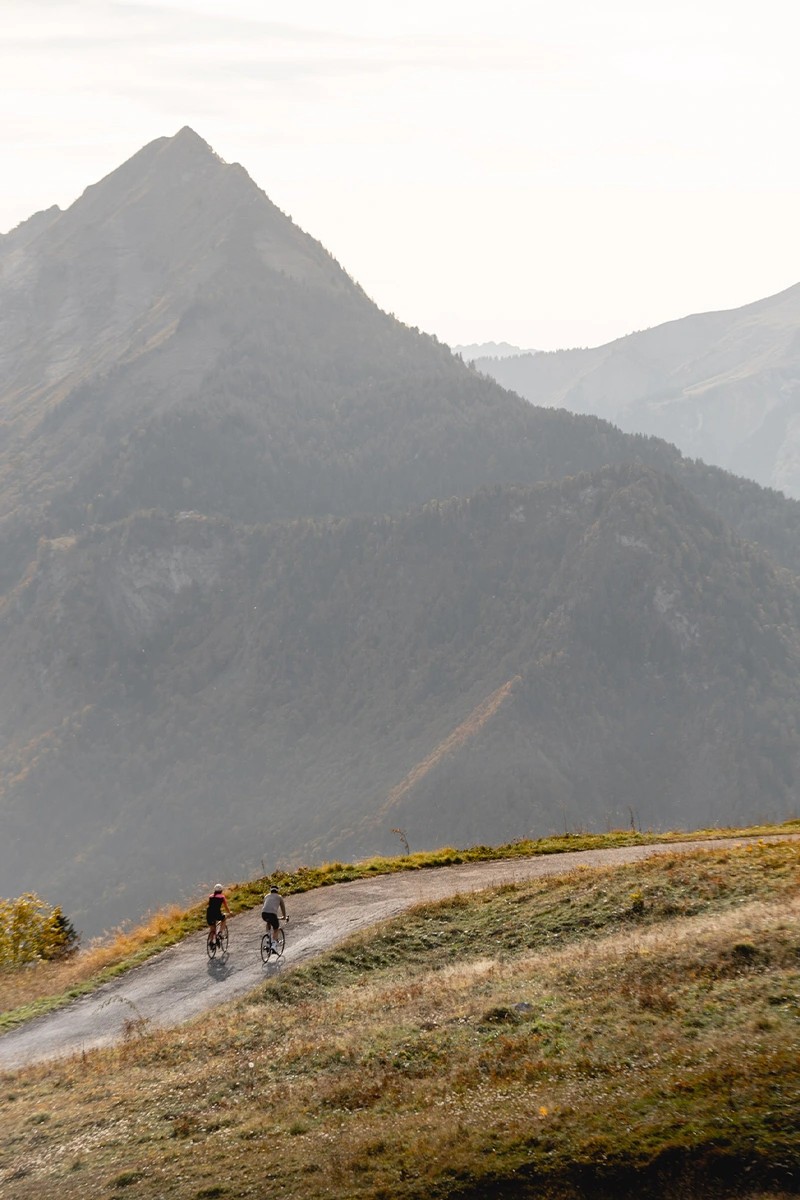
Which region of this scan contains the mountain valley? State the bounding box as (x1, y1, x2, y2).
(3, 130, 800, 928)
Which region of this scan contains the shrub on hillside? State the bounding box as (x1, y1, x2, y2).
(0, 893, 80, 969)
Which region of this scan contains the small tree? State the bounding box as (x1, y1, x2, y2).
(0, 894, 81, 969)
(47, 907, 81, 960)
(391, 828, 410, 856)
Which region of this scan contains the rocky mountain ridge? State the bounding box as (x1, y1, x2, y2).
(475, 283, 800, 495)
(4, 129, 800, 585)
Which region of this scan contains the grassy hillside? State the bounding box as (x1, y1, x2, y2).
(4, 824, 796, 1034)
(2, 840, 798, 1198)
(4, 466, 800, 929)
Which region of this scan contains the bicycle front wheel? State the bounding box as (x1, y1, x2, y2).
(273, 929, 285, 958)
(260, 933, 271, 964)
(219, 927, 229, 954)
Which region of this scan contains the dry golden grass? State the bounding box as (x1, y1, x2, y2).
(4, 821, 797, 1033)
(0, 905, 186, 1019)
(2, 844, 799, 1199)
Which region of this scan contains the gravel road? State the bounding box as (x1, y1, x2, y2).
(0, 835, 792, 1070)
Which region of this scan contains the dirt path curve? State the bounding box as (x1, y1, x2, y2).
(1, 835, 792, 1070)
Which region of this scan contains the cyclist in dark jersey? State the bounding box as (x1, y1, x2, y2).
(206, 886, 230, 947)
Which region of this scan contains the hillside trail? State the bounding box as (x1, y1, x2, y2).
(0, 835, 793, 1070)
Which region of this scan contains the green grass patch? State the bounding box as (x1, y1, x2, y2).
(2, 820, 797, 1034)
(3, 841, 800, 1199)
(260, 839, 800, 1004)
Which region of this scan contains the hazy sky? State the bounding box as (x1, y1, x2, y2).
(3, 0, 800, 349)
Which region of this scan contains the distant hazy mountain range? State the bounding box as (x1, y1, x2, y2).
(453, 342, 536, 360)
(472, 288, 800, 496)
(4, 128, 800, 929)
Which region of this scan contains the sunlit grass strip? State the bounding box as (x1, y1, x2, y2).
(3, 844, 800, 1199)
(1, 819, 798, 1033)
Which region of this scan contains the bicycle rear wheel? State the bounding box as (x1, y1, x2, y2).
(207, 932, 217, 960)
(273, 929, 285, 958)
(260, 933, 272, 964)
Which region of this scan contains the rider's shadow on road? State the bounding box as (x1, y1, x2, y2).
(206, 956, 235, 982)
(262, 960, 284, 977)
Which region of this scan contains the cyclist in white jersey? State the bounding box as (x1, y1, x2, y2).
(261, 885, 286, 944)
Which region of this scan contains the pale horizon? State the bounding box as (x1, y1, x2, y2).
(3, 0, 800, 351)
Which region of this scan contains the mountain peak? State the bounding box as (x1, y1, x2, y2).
(157, 125, 222, 167)
(173, 124, 212, 147)
(86, 125, 227, 202)
(0, 126, 358, 454)
(51, 127, 234, 232)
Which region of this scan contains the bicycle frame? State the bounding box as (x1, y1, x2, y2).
(260, 917, 286, 963)
(207, 918, 228, 959)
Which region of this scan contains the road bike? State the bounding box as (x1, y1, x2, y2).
(261, 917, 288, 963)
(207, 919, 229, 959)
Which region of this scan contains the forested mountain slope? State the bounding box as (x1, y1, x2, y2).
(475, 283, 800, 496)
(6, 130, 800, 931)
(2, 466, 800, 930)
(3, 129, 800, 586)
